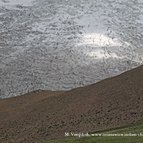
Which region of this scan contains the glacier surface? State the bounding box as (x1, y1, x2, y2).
(0, 0, 143, 98)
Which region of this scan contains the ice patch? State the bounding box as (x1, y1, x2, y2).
(86, 49, 124, 59)
(79, 33, 121, 47)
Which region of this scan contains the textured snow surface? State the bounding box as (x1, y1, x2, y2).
(0, 0, 143, 98)
(0, 0, 34, 7)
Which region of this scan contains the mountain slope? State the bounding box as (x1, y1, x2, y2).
(0, 66, 143, 143)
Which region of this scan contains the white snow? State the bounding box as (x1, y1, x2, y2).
(79, 33, 121, 47)
(0, 0, 143, 98)
(86, 49, 124, 60)
(0, 0, 34, 6)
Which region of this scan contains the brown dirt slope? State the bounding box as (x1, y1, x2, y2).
(0, 66, 143, 143)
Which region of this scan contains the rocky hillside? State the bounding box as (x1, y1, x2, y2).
(0, 66, 143, 143)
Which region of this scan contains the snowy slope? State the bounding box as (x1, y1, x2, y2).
(0, 0, 143, 98)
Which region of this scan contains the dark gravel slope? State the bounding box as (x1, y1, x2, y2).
(0, 66, 143, 143)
